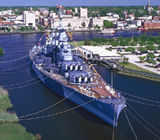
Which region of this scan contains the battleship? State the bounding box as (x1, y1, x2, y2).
(29, 5, 126, 128)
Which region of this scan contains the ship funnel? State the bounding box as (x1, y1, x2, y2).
(74, 63, 79, 71)
(84, 75, 88, 83)
(78, 76, 82, 83)
(89, 75, 93, 82)
(69, 63, 74, 71)
(65, 65, 68, 71)
(79, 64, 83, 71)
(64, 72, 69, 78)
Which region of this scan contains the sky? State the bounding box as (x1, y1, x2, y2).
(1, 0, 159, 6)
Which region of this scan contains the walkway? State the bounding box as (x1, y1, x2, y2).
(112, 49, 160, 75)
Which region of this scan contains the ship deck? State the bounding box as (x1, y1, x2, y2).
(36, 64, 118, 99)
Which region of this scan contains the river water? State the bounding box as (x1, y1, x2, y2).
(0, 31, 160, 140)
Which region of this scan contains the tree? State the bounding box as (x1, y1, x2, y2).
(125, 37, 132, 42)
(103, 20, 114, 28)
(67, 23, 71, 27)
(130, 42, 137, 46)
(125, 47, 135, 52)
(37, 25, 44, 31)
(148, 35, 156, 42)
(139, 56, 146, 63)
(81, 22, 86, 28)
(7, 28, 11, 32)
(138, 47, 146, 53)
(84, 39, 92, 45)
(140, 33, 148, 42)
(20, 26, 25, 31)
(94, 24, 101, 30)
(0, 47, 3, 54)
(123, 57, 129, 62)
(111, 41, 119, 47)
(147, 59, 157, 66)
(120, 40, 129, 47)
(147, 53, 156, 59)
(147, 41, 154, 45)
(140, 41, 146, 46)
(146, 44, 157, 52)
(133, 36, 138, 42)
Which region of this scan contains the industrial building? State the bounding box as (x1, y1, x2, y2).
(77, 46, 122, 60)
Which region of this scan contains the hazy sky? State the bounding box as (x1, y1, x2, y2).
(1, 0, 159, 6)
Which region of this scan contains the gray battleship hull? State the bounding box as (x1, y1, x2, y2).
(32, 64, 125, 127)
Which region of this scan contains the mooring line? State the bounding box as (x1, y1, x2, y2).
(125, 98, 160, 107)
(124, 109, 139, 140)
(19, 90, 76, 118)
(126, 108, 160, 140)
(19, 98, 95, 121)
(126, 102, 160, 134)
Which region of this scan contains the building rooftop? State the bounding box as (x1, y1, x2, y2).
(80, 46, 121, 57)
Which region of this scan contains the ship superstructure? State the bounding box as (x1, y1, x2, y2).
(29, 5, 126, 127)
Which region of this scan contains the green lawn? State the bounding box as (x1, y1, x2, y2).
(119, 62, 156, 74)
(0, 87, 36, 140)
(69, 41, 84, 47)
(0, 124, 36, 140)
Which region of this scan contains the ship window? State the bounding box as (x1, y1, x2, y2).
(87, 54, 91, 58)
(28, 23, 33, 26)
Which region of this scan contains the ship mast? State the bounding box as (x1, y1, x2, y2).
(57, 4, 64, 29)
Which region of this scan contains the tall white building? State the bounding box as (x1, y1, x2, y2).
(80, 7, 88, 18)
(74, 7, 78, 14)
(23, 11, 35, 27)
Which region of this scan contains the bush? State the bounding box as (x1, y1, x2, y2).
(130, 42, 137, 46)
(0, 47, 3, 54)
(84, 39, 92, 45)
(125, 47, 135, 52)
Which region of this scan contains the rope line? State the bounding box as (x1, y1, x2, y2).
(112, 106, 116, 140)
(125, 98, 160, 107)
(19, 90, 76, 118)
(122, 91, 160, 104)
(126, 108, 160, 140)
(0, 67, 33, 75)
(19, 98, 95, 121)
(126, 102, 160, 134)
(1, 61, 30, 72)
(124, 109, 139, 140)
(0, 54, 28, 64)
(5, 76, 48, 90)
(1, 75, 42, 88)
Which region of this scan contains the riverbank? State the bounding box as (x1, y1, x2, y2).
(100, 62, 160, 82)
(0, 29, 100, 35)
(0, 87, 36, 140)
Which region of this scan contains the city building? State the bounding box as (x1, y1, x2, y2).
(23, 11, 35, 27)
(0, 19, 3, 26)
(54, 17, 90, 30)
(79, 7, 88, 18)
(143, 20, 160, 29)
(78, 46, 121, 60)
(89, 18, 103, 28)
(75, 7, 78, 14)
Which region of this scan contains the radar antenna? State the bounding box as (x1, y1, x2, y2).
(57, 4, 64, 29)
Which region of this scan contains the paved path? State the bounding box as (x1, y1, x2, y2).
(127, 54, 160, 75)
(112, 49, 160, 75)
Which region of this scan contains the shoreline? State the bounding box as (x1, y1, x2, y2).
(0, 87, 37, 140)
(0, 28, 160, 35)
(100, 62, 160, 82)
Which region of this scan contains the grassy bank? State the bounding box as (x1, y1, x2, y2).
(119, 62, 157, 74)
(101, 62, 160, 82)
(69, 41, 84, 47)
(0, 87, 36, 140)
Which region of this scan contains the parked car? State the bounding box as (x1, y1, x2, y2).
(156, 63, 160, 68)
